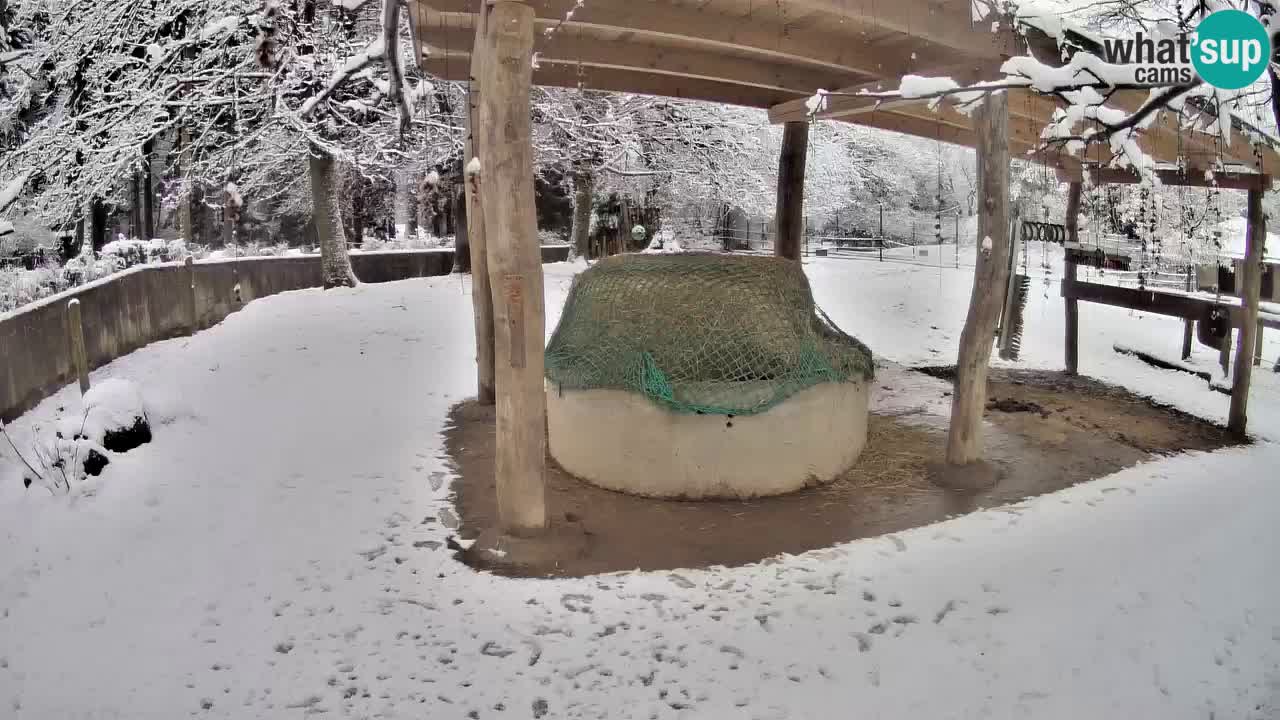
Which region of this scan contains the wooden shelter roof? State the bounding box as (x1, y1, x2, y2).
(409, 0, 1280, 181)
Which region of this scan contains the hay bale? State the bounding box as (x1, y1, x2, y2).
(546, 253, 872, 415)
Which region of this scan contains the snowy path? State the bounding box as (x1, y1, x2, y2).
(1, 255, 1279, 719)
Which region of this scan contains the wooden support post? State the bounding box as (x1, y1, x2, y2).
(946, 92, 1010, 466)
(1228, 188, 1266, 437)
(185, 255, 198, 332)
(1063, 181, 1082, 374)
(774, 121, 808, 261)
(465, 3, 496, 405)
(1220, 329, 1232, 376)
(1182, 264, 1195, 360)
(878, 204, 884, 261)
(1254, 322, 1264, 366)
(66, 299, 90, 396)
(478, 0, 547, 534)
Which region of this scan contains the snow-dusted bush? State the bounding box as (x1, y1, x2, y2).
(3, 379, 151, 495)
(101, 238, 189, 268)
(358, 233, 444, 252)
(61, 246, 123, 286)
(0, 247, 123, 314)
(0, 261, 66, 313)
(538, 229, 568, 245)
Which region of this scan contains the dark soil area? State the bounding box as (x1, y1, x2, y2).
(442, 368, 1239, 578)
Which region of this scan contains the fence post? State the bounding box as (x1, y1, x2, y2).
(67, 299, 90, 396)
(185, 255, 198, 332)
(1181, 264, 1194, 360)
(955, 212, 960, 268)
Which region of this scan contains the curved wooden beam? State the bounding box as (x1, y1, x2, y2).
(420, 17, 869, 95)
(416, 0, 963, 78)
(420, 56, 803, 109)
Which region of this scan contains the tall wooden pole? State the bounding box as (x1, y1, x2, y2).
(478, 0, 547, 534)
(67, 299, 90, 396)
(774, 121, 808, 261)
(1181, 265, 1195, 360)
(1228, 187, 1266, 438)
(1063, 181, 1082, 374)
(946, 92, 1010, 466)
(465, 4, 496, 405)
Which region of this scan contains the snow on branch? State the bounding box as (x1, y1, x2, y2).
(299, 38, 386, 116)
(0, 172, 32, 215)
(0, 50, 32, 67)
(382, 0, 412, 135)
(200, 15, 242, 41)
(802, 4, 1280, 178)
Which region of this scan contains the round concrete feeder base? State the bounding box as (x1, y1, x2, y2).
(546, 381, 870, 499)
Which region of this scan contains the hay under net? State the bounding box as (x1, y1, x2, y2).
(545, 253, 874, 416)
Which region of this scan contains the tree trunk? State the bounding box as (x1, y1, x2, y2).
(90, 198, 108, 252)
(130, 169, 142, 239)
(454, 185, 468, 264)
(478, 0, 546, 533)
(1228, 187, 1266, 438)
(774, 121, 808, 261)
(352, 187, 365, 247)
(946, 92, 1010, 466)
(308, 146, 358, 288)
(179, 128, 196, 244)
(1063, 181, 1082, 374)
(394, 170, 413, 240)
(222, 197, 234, 250)
(417, 173, 432, 234)
(571, 170, 593, 257)
(463, 5, 495, 403)
(74, 215, 85, 257)
(455, 187, 472, 272)
(141, 140, 155, 241)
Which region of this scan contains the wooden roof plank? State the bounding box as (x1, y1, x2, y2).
(419, 56, 798, 108)
(417, 11, 868, 94)
(417, 0, 965, 78)
(784, 0, 1015, 57)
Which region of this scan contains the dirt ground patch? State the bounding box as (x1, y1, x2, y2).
(442, 368, 1239, 578)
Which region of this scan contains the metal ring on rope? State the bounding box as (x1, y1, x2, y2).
(1019, 221, 1068, 245)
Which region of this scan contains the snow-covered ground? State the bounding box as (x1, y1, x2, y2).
(1, 248, 1278, 719)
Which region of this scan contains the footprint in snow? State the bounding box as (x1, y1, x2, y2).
(560, 594, 593, 613)
(357, 545, 386, 562)
(667, 573, 696, 589)
(438, 508, 460, 530)
(934, 600, 957, 624)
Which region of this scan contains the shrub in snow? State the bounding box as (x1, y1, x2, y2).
(360, 233, 443, 252)
(0, 247, 122, 313)
(100, 238, 188, 269)
(79, 379, 152, 453)
(60, 245, 122, 286)
(538, 229, 568, 245)
(3, 379, 152, 495)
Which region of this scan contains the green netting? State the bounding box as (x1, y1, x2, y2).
(545, 253, 874, 416)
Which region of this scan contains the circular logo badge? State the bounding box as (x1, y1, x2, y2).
(1192, 9, 1271, 90)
